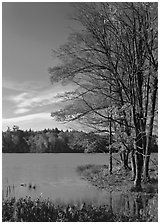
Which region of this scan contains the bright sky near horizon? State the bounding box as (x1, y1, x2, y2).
(2, 2, 80, 131)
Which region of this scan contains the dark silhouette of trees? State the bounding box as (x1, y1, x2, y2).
(2, 126, 117, 154)
(2, 127, 29, 153)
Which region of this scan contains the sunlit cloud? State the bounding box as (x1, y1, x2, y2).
(2, 113, 51, 123)
(2, 113, 86, 132)
(6, 86, 72, 114)
(2, 113, 55, 131)
(14, 108, 31, 114)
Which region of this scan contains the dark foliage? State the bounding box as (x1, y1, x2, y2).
(2, 196, 157, 222)
(2, 127, 111, 153)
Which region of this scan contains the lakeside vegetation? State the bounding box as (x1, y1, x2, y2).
(75, 159, 158, 222)
(77, 157, 158, 193)
(2, 194, 157, 222)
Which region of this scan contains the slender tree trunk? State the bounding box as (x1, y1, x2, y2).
(133, 111, 143, 190)
(125, 150, 130, 169)
(143, 134, 151, 182)
(131, 150, 136, 180)
(134, 151, 143, 191)
(143, 153, 150, 181)
(109, 78, 112, 174)
(120, 150, 130, 170)
(133, 127, 143, 190)
(109, 116, 112, 174)
(143, 76, 158, 181)
(109, 146, 112, 174)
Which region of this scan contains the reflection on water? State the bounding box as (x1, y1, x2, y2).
(109, 191, 156, 219)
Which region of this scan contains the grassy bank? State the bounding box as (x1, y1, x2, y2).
(76, 163, 158, 193)
(2, 196, 157, 222)
(76, 161, 158, 222)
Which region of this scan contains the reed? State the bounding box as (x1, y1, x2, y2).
(3, 184, 15, 199)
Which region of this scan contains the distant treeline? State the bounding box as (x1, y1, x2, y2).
(2, 126, 158, 153)
(2, 127, 111, 153)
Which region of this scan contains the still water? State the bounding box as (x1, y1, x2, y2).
(3, 153, 157, 218)
(3, 153, 114, 204)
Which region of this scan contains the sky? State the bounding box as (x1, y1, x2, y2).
(2, 2, 80, 131)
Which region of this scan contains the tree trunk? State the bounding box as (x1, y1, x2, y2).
(143, 76, 157, 181)
(120, 150, 130, 170)
(134, 151, 143, 191)
(143, 153, 150, 182)
(109, 113, 112, 174)
(109, 145, 112, 174)
(132, 110, 143, 191)
(143, 134, 152, 182)
(131, 150, 136, 180)
(124, 150, 129, 169)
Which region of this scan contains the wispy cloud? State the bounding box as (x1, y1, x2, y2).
(14, 108, 31, 114)
(8, 88, 64, 114)
(2, 112, 85, 132)
(3, 78, 47, 92)
(2, 112, 81, 131)
(2, 113, 55, 131)
(4, 81, 75, 114)
(2, 113, 51, 123)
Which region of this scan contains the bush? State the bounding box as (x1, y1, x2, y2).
(2, 196, 157, 222)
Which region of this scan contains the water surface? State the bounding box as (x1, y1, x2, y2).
(3, 153, 157, 218)
(3, 153, 112, 204)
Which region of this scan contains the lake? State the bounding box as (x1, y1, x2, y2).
(2, 153, 157, 217)
(3, 153, 115, 205)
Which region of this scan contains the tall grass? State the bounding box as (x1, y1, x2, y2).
(2, 194, 158, 222)
(2, 184, 15, 200)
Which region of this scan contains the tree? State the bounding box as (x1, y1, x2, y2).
(2, 131, 14, 153)
(2, 128, 29, 153)
(49, 3, 158, 190)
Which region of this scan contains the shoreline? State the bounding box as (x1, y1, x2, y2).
(76, 163, 158, 193)
(2, 160, 158, 222)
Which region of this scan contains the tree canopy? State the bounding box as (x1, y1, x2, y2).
(2, 127, 112, 153)
(49, 2, 158, 189)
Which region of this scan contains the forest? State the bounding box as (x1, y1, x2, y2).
(2, 126, 111, 153)
(2, 125, 157, 154)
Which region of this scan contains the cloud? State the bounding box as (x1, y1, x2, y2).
(2, 78, 47, 92)
(4, 78, 76, 115)
(2, 113, 55, 131)
(2, 113, 51, 123)
(12, 92, 29, 103)
(6, 87, 68, 114)
(14, 108, 31, 114)
(2, 112, 86, 132)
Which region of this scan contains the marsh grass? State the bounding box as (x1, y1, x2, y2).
(2, 196, 157, 222)
(2, 184, 15, 200)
